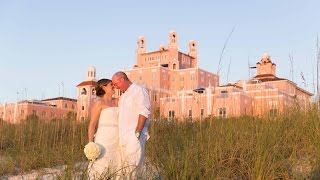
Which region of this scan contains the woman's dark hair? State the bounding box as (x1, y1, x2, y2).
(95, 79, 112, 97)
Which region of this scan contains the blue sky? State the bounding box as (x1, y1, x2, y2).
(0, 0, 319, 103)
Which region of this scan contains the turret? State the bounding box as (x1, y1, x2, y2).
(76, 66, 97, 121)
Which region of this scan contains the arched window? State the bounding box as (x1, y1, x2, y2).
(173, 64, 176, 70)
(81, 88, 87, 95)
(172, 34, 176, 43)
(92, 88, 96, 95)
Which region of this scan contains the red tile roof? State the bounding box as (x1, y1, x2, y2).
(42, 97, 77, 102)
(77, 80, 97, 87)
(252, 74, 285, 82)
(251, 74, 313, 96)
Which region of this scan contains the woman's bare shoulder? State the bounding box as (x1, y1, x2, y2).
(92, 98, 104, 108)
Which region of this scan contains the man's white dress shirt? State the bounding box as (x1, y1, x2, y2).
(118, 83, 151, 145)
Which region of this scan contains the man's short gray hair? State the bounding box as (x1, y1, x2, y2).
(114, 71, 129, 81)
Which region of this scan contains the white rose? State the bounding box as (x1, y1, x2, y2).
(84, 142, 101, 161)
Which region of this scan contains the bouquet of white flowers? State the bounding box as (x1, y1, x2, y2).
(84, 142, 101, 161)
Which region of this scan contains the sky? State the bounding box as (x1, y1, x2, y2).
(1, 0, 320, 103)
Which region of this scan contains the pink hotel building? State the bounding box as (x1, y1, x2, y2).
(0, 31, 313, 123)
(123, 31, 312, 120)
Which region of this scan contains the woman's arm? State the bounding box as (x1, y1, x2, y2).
(88, 101, 101, 142)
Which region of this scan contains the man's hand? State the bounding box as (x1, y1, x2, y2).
(136, 114, 147, 132)
(135, 129, 141, 139)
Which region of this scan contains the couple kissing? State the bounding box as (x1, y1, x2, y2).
(87, 71, 151, 179)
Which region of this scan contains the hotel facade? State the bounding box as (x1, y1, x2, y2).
(0, 97, 77, 124)
(123, 31, 312, 120)
(0, 31, 313, 123)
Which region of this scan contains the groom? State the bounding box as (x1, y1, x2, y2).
(112, 71, 151, 176)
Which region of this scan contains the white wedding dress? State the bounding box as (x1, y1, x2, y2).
(89, 107, 121, 179)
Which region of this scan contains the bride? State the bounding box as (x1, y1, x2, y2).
(87, 79, 121, 179)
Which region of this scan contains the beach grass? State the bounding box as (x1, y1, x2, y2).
(0, 108, 320, 179)
(0, 117, 88, 176)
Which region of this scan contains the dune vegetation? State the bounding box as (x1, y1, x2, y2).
(0, 107, 320, 179)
